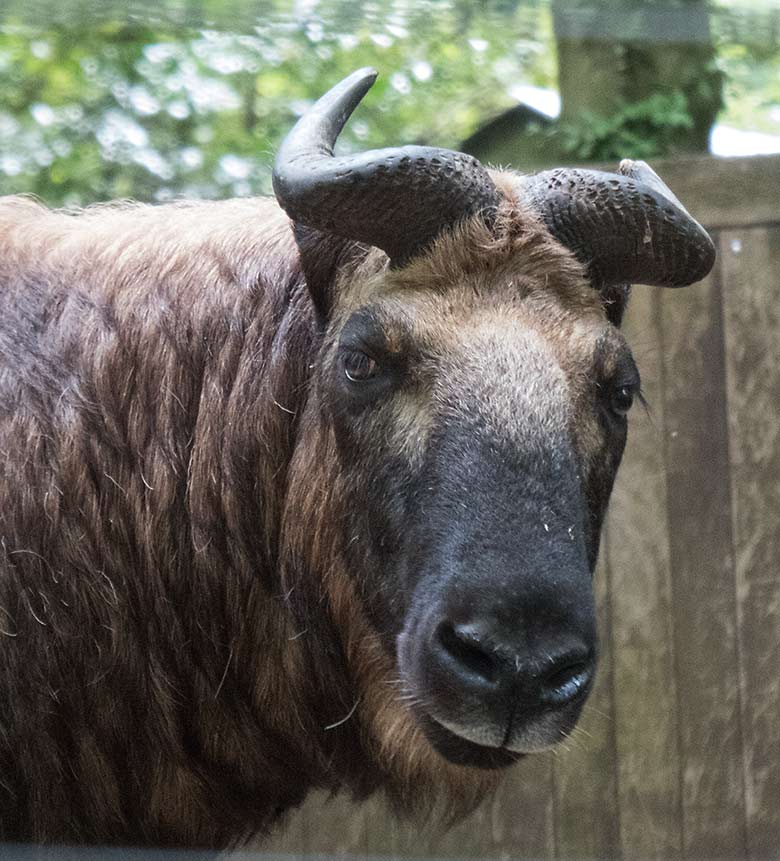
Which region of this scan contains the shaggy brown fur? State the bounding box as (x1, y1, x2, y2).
(0, 182, 618, 849)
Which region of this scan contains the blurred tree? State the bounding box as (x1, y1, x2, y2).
(0, 0, 776, 205)
(553, 0, 724, 161)
(0, 1, 552, 205)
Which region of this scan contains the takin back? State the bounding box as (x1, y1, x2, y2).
(0, 69, 715, 850)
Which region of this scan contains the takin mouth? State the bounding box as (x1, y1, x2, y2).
(410, 671, 594, 770)
(415, 710, 525, 770)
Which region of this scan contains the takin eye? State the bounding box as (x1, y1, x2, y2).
(610, 384, 636, 417)
(342, 349, 380, 382)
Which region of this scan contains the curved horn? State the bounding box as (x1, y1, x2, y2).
(519, 159, 716, 288)
(273, 68, 500, 267)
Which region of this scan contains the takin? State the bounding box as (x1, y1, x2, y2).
(0, 68, 715, 850)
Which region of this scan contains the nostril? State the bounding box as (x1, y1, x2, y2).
(435, 621, 498, 684)
(539, 653, 594, 707)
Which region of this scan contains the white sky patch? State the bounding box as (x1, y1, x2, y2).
(294, 0, 320, 17)
(167, 100, 190, 120)
(0, 154, 23, 175)
(133, 148, 173, 179)
(180, 147, 203, 169)
(143, 43, 178, 64)
(290, 98, 312, 117)
(64, 105, 84, 123)
(351, 119, 369, 140)
(391, 72, 411, 94)
(30, 103, 56, 126)
(34, 148, 53, 167)
(387, 23, 409, 39)
(508, 84, 561, 118)
(80, 58, 99, 77)
(412, 60, 433, 82)
(305, 21, 324, 43)
(202, 50, 247, 75)
(338, 33, 359, 50)
(189, 78, 241, 113)
(219, 154, 253, 180)
(128, 86, 160, 116)
(30, 40, 51, 60)
(0, 114, 19, 137)
(52, 139, 72, 157)
(97, 110, 148, 149)
(710, 124, 780, 156)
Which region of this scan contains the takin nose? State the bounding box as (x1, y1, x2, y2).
(431, 618, 595, 711)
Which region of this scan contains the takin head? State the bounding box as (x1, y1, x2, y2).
(273, 69, 715, 777)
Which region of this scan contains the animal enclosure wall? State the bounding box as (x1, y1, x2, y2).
(259, 154, 780, 860)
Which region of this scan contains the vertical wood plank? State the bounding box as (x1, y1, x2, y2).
(484, 755, 556, 860)
(420, 755, 555, 860)
(421, 789, 492, 859)
(608, 286, 683, 858)
(260, 790, 366, 858)
(357, 798, 398, 860)
(660, 251, 747, 856)
(262, 761, 558, 860)
(721, 227, 780, 857)
(303, 792, 369, 857)
(360, 793, 423, 859)
(553, 554, 620, 858)
(259, 796, 308, 858)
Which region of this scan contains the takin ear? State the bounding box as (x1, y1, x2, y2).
(600, 282, 631, 328)
(293, 223, 365, 322)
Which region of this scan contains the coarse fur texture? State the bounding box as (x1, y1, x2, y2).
(0, 178, 633, 849)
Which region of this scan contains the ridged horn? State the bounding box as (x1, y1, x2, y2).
(518, 159, 716, 288)
(272, 67, 500, 267)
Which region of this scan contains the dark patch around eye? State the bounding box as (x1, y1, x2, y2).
(339, 307, 387, 355)
(593, 335, 640, 388)
(334, 307, 409, 413)
(338, 304, 419, 382)
(611, 356, 641, 393)
(591, 334, 644, 424)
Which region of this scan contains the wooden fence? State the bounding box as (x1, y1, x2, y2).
(258, 154, 780, 860)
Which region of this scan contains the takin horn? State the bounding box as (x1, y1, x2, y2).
(517, 159, 716, 288)
(273, 69, 716, 286)
(272, 67, 500, 268)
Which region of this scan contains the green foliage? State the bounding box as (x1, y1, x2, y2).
(0, 2, 552, 206)
(558, 92, 695, 162)
(713, 8, 780, 135)
(0, 1, 777, 205)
